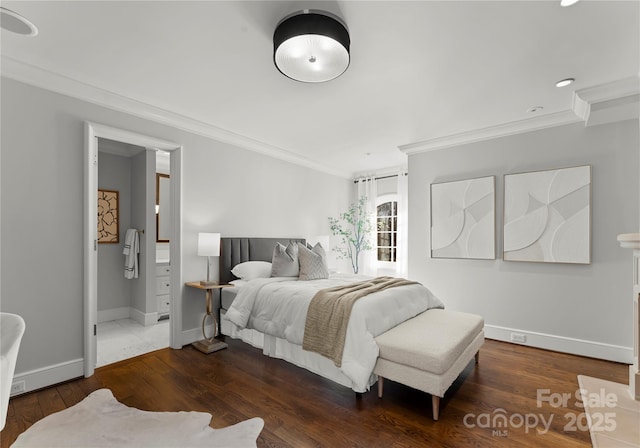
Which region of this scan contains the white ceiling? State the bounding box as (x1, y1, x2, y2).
(1, 1, 638, 178)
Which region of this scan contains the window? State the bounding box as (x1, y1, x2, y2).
(376, 199, 397, 262)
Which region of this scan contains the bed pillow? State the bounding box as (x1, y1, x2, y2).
(298, 242, 329, 280)
(271, 242, 299, 277)
(231, 261, 272, 280)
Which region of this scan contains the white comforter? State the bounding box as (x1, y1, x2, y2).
(224, 273, 444, 392)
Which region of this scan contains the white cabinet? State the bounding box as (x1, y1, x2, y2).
(156, 263, 170, 320)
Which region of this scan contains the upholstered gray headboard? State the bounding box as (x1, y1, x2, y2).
(219, 237, 305, 285)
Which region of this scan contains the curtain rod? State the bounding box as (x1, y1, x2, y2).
(353, 172, 407, 184)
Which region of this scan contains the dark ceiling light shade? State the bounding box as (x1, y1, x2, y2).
(0, 7, 38, 36)
(273, 10, 350, 83)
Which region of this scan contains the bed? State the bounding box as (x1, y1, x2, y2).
(219, 237, 444, 393)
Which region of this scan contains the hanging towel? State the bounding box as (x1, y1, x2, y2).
(123, 229, 139, 279)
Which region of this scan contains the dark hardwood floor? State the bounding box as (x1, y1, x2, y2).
(1, 338, 627, 447)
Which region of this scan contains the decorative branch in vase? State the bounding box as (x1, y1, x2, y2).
(328, 196, 373, 274)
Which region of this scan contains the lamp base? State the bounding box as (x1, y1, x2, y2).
(199, 280, 218, 287)
(193, 338, 228, 354)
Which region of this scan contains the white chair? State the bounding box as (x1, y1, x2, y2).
(1, 313, 26, 430)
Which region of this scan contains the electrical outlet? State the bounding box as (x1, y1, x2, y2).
(510, 332, 527, 343)
(10, 380, 25, 396)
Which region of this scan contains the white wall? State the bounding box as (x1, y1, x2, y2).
(0, 78, 352, 388)
(408, 119, 639, 362)
(97, 152, 132, 315)
(96, 148, 156, 324)
(130, 150, 155, 319)
(376, 177, 398, 196)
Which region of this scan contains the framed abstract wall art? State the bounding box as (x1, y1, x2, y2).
(98, 188, 119, 244)
(430, 176, 496, 259)
(503, 165, 591, 264)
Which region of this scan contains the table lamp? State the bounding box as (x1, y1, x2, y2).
(197, 232, 220, 287)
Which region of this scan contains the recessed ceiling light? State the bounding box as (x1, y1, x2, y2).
(527, 106, 544, 113)
(560, 0, 580, 7)
(555, 78, 575, 88)
(0, 7, 38, 36)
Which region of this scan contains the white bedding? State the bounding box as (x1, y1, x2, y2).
(223, 273, 444, 392)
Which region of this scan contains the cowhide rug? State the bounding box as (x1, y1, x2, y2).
(12, 389, 264, 447)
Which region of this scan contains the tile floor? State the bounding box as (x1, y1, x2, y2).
(96, 318, 170, 367)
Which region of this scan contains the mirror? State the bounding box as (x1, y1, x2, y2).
(156, 173, 170, 242)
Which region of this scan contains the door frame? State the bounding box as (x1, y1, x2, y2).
(84, 122, 183, 377)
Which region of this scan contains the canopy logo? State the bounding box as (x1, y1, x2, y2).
(462, 388, 618, 437)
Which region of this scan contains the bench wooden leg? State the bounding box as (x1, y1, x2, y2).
(432, 395, 440, 421)
(475, 351, 480, 364)
(377, 376, 384, 398)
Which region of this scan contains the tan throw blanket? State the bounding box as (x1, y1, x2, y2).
(302, 276, 418, 367)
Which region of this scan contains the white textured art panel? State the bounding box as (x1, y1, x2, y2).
(503, 165, 591, 264)
(431, 176, 495, 259)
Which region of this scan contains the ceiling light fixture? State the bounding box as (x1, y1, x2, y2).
(560, 0, 580, 7)
(273, 10, 350, 83)
(555, 78, 575, 87)
(0, 7, 38, 36)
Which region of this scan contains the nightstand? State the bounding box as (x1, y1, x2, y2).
(185, 282, 232, 354)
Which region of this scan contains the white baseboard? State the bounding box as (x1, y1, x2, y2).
(181, 327, 203, 347)
(97, 307, 130, 323)
(11, 358, 84, 397)
(130, 308, 159, 327)
(484, 324, 633, 364)
(99, 307, 158, 327)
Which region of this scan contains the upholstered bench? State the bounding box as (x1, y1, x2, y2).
(373, 309, 484, 420)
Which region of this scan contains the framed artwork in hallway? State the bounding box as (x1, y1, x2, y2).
(98, 188, 119, 244)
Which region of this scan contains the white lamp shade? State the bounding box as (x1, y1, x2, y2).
(274, 34, 349, 83)
(197, 233, 221, 257)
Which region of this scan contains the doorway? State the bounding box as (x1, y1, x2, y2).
(84, 122, 182, 377)
(95, 140, 172, 367)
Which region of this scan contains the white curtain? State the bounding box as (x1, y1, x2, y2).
(357, 177, 378, 276)
(395, 171, 409, 278)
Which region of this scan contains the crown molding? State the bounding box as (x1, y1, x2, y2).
(574, 76, 639, 108)
(352, 165, 407, 181)
(3, 55, 636, 172)
(399, 110, 582, 155)
(0, 56, 351, 179)
(400, 76, 640, 156)
(574, 76, 640, 126)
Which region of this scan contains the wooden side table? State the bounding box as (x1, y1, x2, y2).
(185, 282, 232, 354)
